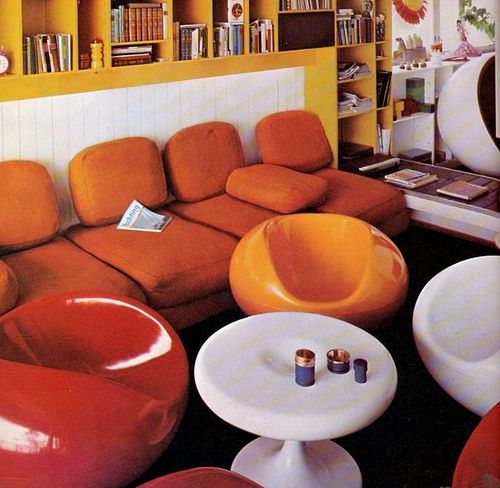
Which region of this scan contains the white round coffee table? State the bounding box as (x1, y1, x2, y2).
(194, 312, 397, 488)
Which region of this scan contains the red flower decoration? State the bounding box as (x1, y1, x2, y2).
(393, 0, 427, 24)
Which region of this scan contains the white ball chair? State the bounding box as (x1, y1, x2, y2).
(437, 53, 500, 177)
(413, 256, 500, 416)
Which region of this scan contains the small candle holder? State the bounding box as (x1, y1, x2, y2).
(295, 349, 315, 387)
(354, 358, 368, 383)
(326, 349, 350, 374)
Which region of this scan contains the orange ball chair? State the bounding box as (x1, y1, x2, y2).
(452, 402, 500, 488)
(136, 467, 263, 487)
(0, 293, 189, 488)
(229, 214, 409, 329)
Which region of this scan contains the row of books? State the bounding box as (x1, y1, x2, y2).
(376, 70, 392, 108)
(337, 14, 373, 45)
(176, 23, 208, 60)
(249, 19, 274, 54)
(23, 33, 71, 74)
(214, 23, 244, 57)
(338, 61, 370, 81)
(112, 44, 153, 67)
(338, 91, 373, 115)
(279, 0, 332, 9)
(111, 3, 167, 43)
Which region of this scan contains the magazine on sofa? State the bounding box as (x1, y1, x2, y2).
(117, 200, 171, 232)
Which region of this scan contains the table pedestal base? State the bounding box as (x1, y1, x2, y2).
(231, 438, 362, 488)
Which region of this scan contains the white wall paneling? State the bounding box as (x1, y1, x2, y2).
(0, 67, 304, 229)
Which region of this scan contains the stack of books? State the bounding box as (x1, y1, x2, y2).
(338, 61, 370, 81)
(249, 19, 273, 53)
(437, 180, 489, 201)
(23, 33, 72, 74)
(111, 44, 152, 66)
(384, 168, 438, 188)
(338, 91, 373, 115)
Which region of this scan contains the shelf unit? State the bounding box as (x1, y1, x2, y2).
(391, 61, 465, 163)
(0, 0, 394, 168)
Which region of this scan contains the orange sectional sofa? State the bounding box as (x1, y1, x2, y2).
(0, 111, 410, 329)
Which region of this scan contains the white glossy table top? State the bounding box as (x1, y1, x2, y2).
(195, 312, 397, 441)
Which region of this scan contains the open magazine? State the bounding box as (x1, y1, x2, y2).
(117, 200, 172, 232)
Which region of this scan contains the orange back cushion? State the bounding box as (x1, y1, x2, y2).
(163, 121, 245, 202)
(69, 137, 168, 226)
(256, 110, 333, 172)
(0, 160, 60, 254)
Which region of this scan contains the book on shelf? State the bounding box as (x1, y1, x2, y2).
(384, 168, 438, 188)
(279, 0, 332, 10)
(117, 200, 172, 232)
(436, 180, 489, 201)
(376, 70, 392, 108)
(111, 3, 167, 43)
(24, 33, 72, 74)
(249, 19, 273, 53)
(336, 12, 372, 45)
(214, 22, 244, 57)
(179, 24, 207, 60)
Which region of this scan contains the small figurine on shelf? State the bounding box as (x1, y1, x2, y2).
(90, 39, 103, 69)
(361, 0, 373, 18)
(445, 19, 482, 59)
(375, 14, 386, 41)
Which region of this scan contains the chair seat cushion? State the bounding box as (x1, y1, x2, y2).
(2, 236, 146, 305)
(313, 168, 409, 229)
(226, 165, 328, 214)
(65, 213, 238, 308)
(168, 194, 278, 239)
(0, 260, 18, 314)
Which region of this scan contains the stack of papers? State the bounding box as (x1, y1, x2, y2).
(384, 168, 438, 188)
(338, 91, 374, 115)
(338, 62, 371, 81)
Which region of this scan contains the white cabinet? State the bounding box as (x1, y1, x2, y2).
(391, 61, 465, 163)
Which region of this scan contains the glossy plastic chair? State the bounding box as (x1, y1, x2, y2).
(413, 255, 500, 416)
(136, 467, 263, 487)
(229, 214, 409, 329)
(0, 293, 189, 488)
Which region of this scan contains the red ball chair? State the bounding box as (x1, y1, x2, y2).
(0, 293, 189, 488)
(136, 467, 263, 487)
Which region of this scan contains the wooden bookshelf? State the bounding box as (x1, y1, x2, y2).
(0, 0, 393, 168)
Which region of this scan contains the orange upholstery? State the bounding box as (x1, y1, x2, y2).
(452, 402, 500, 488)
(0, 160, 59, 253)
(69, 137, 168, 226)
(0, 160, 146, 309)
(163, 121, 245, 202)
(0, 293, 189, 488)
(0, 260, 18, 315)
(66, 137, 239, 329)
(255, 110, 333, 171)
(255, 110, 410, 236)
(136, 467, 263, 487)
(230, 214, 409, 329)
(226, 164, 328, 213)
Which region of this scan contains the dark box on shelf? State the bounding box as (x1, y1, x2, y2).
(398, 148, 432, 163)
(339, 142, 374, 165)
(406, 77, 425, 103)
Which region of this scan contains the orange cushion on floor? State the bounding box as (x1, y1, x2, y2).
(168, 194, 278, 239)
(0, 260, 18, 314)
(65, 213, 238, 309)
(69, 137, 168, 226)
(255, 110, 333, 172)
(226, 164, 328, 213)
(163, 122, 245, 202)
(0, 160, 60, 253)
(3, 236, 146, 306)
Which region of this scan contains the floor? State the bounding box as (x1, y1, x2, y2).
(128, 225, 497, 488)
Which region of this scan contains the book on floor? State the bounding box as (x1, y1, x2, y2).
(436, 180, 489, 201)
(117, 200, 171, 232)
(384, 168, 438, 188)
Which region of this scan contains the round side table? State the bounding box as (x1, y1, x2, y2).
(194, 312, 397, 488)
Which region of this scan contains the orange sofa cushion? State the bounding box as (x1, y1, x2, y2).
(256, 110, 333, 172)
(65, 212, 238, 309)
(313, 168, 408, 229)
(168, 193, 278, 239)
(69, 137, 168, 226)
(163, 122, 245, 202)
(3, 236, 146, 306)
(0, 160, 59, 253)
(0, 260, 18, 314)
(226, 164, 328, 213)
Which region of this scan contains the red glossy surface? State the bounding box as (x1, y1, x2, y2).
(137, 467, 264, 488)
(0, 293, 189, 488)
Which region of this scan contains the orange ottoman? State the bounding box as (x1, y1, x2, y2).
(229, 214, 408, 329)
(0, 293, 189, 488)
(136, 467, 263, 487)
